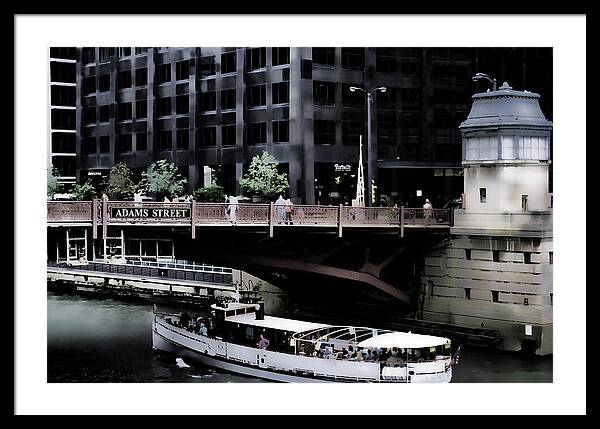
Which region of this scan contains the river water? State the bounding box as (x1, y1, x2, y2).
(47, 291, 552, 383)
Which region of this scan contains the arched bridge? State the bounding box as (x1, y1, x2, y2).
(47, 200, 453, 308)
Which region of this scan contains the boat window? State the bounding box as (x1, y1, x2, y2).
(245, 326, 255, 340)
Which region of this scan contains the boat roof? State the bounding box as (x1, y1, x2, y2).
(356, 332, 449, 349)
(225, 313, 330, 333)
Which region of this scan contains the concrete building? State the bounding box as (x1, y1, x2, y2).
(73, 47, 552, 205)
(419, 82, 553, 355)
(49, 48, 77, 188)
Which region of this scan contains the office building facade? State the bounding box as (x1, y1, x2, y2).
(74, 47, 552, 205)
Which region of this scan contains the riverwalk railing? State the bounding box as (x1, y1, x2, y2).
(47, 200, 453, 238)
(47, 260, 234, 285)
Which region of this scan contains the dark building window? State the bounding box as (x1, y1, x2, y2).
(272, 82, 289, 104)
(136, 132, 147, 151)
(83, 106, 96, 125)
(136, 100, 147, 119)
(159, 130, 172, 151)
(341, 121, 365, 145)
(313, 81, 336, 105)
(312, 48, 335, 66)
(549, 252, 553, 265)
(53, 157, 76, 177)
(176, 95, 189, 115)
(157, 97, 172, 117)
(491, 290, 499, 303)
(84, 136, 96, 154)
(98, 105, 110, 123)
(465, 288, 471, 300)
(99, 48, 114, 63)
(314, 120, 336, 145)
(377, 88, 396, 109)
(341, 48, 365, 70)
(99, 136, 110, 153)
(523, 252, 532, 264)
(135, 68, 147, 86)
(479, 188, 487, 203)
(493, 250, 500, 262)
(51, 110, 75, 130)
(342, 84, 365, 107)
(82, 77, 96, 95)
(118, 47, 131, 58)
(118, 134, 133, 152)
(134, 48, 149, 55)
(51, 133, 76, 153)
(50, 48, 76, 60)
(377, 112, 397, 145)
(98, 74, 110, 92)
(200, 91, 216, 111)
(157, 64, 171, 84)
(221, 52, 236, 74)
(273, 120, 289, 143)
(247, 48, 266, 70)
(176, 60, 190, 81)
(50, 62, 75, 83)
(200, 127, 216, 146)
(401, 88, 420, 104)
(200, 56, 216, 77)
(401, 60, 421, 75)
(272, 48, 290, 66)
(465, 249, 471, 260)
(82, 48, 95, 64)
(117, 70, 132, 89)
(222, 125, 236, 146)
(51, 86, 75, 106)
(221, 88, 236, 110)
(248, 122, 267, 144)
(117, 102, 132, 121)
(376, 52, 396, 74)
(247, 84, 266, 107)
(176, 129, 189, 150)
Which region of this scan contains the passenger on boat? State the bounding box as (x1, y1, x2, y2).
(321, 346, 333, 359)
(180, 312, 190, 329)
(257, 334, 270, 350)
(198, 322, 208, 336)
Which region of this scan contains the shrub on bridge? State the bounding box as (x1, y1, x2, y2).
(104, 163, 136, 201)
(47, 167, 61, 199)
(239, 151, 289, 201)
(193, 185, 226, 203)
(137, 159, 187, 201)
(71, 180, 97, 201)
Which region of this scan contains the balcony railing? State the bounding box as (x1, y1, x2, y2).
(47, 200, 453, 238)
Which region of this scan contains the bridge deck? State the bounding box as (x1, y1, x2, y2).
(47, 201, 453, 238)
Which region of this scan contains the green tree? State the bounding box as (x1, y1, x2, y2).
(104, 163, 136, 200)
(71, 180, 97, 201)
(47, 166, 61, 199)
(137, 159, 187, 201)
(193, 185, 226, 203)
(239, 151, 289, 200)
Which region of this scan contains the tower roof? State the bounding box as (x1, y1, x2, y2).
(459, 82, 552, 131)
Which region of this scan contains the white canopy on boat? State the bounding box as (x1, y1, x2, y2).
(356, 332, 449, 349)
(225, 313, 330, 334)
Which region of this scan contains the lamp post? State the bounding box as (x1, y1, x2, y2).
(472, 72, 497, 91)
(349, 86, 386, 206)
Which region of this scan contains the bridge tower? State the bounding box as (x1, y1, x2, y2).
(420, 82, 553, 355)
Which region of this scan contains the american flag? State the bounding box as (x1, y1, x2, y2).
(451, 344, 463, 366)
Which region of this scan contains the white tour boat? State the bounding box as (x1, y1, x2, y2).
(152, 301, 457, 383)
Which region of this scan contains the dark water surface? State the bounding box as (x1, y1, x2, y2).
(47, 292, 552, 383)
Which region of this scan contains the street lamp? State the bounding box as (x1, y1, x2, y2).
(349, 86, 387, 206)
(472, 73, 497, 91)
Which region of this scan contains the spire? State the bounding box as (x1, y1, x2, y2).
(355, 135, 365, 207)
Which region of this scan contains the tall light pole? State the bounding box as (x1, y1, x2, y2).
(349, 86, 386, 206)
(472, 72, 497, 91)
